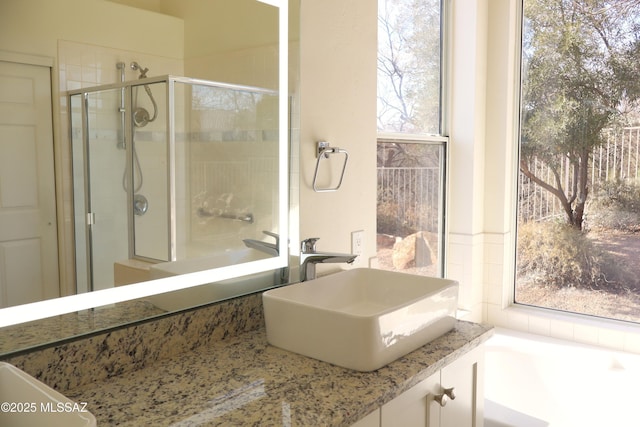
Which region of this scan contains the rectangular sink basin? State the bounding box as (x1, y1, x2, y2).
(0, 362, 96, 427)
(263, 268, 458, 371)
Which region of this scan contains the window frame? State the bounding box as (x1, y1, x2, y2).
(376, 0, 450, 278)
(511, 0, 640, 325)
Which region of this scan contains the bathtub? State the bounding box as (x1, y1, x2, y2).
(484, 328, 640, 427)
(145, 248, 279, 311)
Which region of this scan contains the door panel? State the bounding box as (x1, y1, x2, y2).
(440, 347, 484, 427)
(1, 239, 47, 305)
(0, 60, 59, 307)
(0, 126, 37, 207)
(381, 371, 440, 426)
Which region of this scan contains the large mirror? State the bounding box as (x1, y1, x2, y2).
(0, 0, 298, 355)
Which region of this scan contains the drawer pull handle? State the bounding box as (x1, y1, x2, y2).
(433, 387, 456, 407)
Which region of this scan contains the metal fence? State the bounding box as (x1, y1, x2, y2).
(593, 127, 640, 183)
(519, 126, 640, 223)
(377, 166, 441, 235)
(377, 127, 640, 231)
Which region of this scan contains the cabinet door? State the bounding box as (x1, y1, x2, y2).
(381, 371, 440, 427)
(440, 346, 484, 427)
(351, 408, 381, 427)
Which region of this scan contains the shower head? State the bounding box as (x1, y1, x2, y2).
(130, 61, 149, 79)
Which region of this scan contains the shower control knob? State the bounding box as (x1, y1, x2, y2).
(133, 194, 149, 216)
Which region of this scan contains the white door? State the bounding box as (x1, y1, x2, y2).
(0, 60, 59, 307)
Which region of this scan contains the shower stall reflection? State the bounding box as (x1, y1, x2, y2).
(69, 76, 280, 294)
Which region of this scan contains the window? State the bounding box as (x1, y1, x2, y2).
(377, 0, 447, 277)
(515, 0, 640, 322)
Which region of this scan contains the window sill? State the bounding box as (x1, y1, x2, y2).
(492, 302, 640, 354)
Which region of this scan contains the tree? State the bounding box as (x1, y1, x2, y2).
(377, 0, 441, 169)
(377, 0, 440, 135)
(519, 0, 640, 230)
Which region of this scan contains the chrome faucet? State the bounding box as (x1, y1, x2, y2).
(243, 231, 280, 256)
(243, 231, 289, 284)
(300, 237, 358, 281)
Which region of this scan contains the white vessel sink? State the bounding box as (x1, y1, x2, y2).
(263, 268, 458, 371)
(0, 362, 96, 427)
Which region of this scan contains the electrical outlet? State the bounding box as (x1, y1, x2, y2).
(351, 230, 364, 259)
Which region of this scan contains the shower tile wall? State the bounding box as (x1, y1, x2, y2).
(177, 84, 279, 257)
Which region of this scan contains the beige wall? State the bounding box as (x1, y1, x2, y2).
(295, 0, 496, 320)
(0, 0, 184, 59)
(298, 0, 378, 273)
(446, 0, 489, 321)
(300, 0, 496, 321)
(295, 0, 494, 320)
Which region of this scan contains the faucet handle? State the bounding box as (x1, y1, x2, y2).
(301, 237, 320, 253)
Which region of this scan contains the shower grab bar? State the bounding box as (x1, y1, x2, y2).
(312, 141, 349, 192)
(196, 208, 254, 223)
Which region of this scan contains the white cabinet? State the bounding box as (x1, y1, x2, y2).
(380, 367, 441, 426)
(382, 345, 484, 427)
(351, 345, 484, 427)
(439, 345, 484, 427)
(352, 408, 381, 427)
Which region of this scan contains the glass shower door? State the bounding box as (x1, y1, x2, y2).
(71, 88, 130, 293)
(130, 80, 170, 262)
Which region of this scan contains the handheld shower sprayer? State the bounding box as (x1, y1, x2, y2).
(130, 61, 149, 79)
(128, 61, 157, 127)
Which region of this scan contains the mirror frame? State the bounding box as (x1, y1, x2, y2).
(0, 0, 289, 329)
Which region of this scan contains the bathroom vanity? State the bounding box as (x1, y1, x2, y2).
(369, 345, 484, 427)
(60, 319, 491, 426)
(2, 288, 491, 426)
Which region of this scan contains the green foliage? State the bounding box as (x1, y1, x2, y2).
(519, 0, 640, 229)
(377, 197, 439, 236)
(517, 222, 636, 291)
(377, 201, 417, 236)
(587, 180, 640, 232)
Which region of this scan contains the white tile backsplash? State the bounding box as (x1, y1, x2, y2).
(623, 331, 640, 353)
(598, 327, 625, 350)
(549, 318, 575, 341)
(574, 323, 599, 346)
(528, 315, 551, 336)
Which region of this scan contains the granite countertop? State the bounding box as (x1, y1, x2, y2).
(0, 300, 166, 355)
(67, 320, 493, 426)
